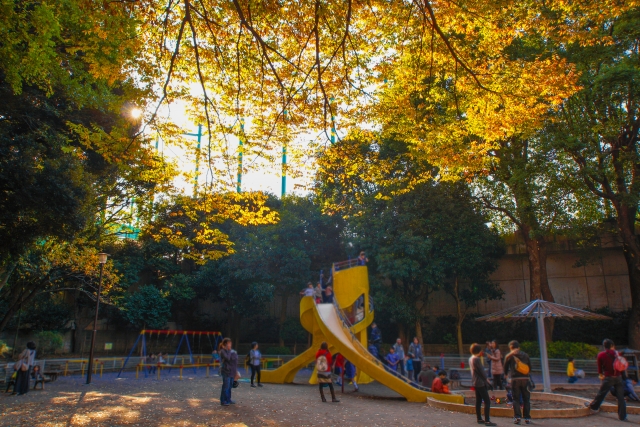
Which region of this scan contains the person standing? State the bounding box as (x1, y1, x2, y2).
(585, 339, 626, 421)
(504, 340, 532, 425)
(484, 341, 493, 383)
(219, 338, 238, 406)
(370, 323, 382, 354)
(487, 340, 504, 390)
(314, 283, 323, 304)
(333, 353, 345, 386)
(470, 343, 496, 426)
(249, 342, 263, 388)
(408, 337, 423, 382)
(300, 282, 315, 297)
(323, 286, 335, 304)
(13, 341, 36, 396)
(385, 347, 400, 372)
(356, 251, 368, 266)
(316, 342, 339, 402)
(393, 338, 406, 376)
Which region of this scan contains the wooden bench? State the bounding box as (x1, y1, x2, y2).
(43, 371, 61, 382)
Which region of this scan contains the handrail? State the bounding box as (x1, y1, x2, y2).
(332, 259, 362, 271)
(329, 298, 432, 392)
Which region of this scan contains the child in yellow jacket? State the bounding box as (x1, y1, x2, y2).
(567, 357, 578, 383)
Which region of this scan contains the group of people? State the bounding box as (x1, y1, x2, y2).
(382, 337, 423, 381)
(300, 281, 335, 304)
(145, 352, 167, 373)
(366, 325, 636, 424)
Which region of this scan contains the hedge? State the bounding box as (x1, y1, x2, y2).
(264, 346, 291, 355)
(520, 341, 599, 359)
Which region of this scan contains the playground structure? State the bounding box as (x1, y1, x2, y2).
(118, 330, 222, 378)
(260, 260, 464, 404)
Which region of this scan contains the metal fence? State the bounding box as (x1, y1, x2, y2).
(0, 353, 308, 383)
(422, 356, 599, 377)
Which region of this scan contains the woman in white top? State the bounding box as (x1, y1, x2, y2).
(249, 342, 263, 387)
(14, 341, 36, 395)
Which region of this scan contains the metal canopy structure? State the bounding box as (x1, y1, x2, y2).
(476, 299, 611, 393)
(476, 299, 612, 322)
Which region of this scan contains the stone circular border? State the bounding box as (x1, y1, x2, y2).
(428, 390, 591, 418)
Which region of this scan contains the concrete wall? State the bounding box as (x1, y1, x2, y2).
(425, 244, 631, 317)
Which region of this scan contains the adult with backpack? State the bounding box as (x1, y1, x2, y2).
(504, 340, 532, 425)
(248, 342, 263, 388)
(315, 342, 340, 403)
(585, 338, 627, 421)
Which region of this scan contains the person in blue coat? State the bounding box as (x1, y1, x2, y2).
(343, 360, 359, 391)
(370, 323, 382, 353)
(611, 372, 640, 402)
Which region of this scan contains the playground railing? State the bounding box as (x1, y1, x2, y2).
(422, 355, 599, 376)
(332, 259, 361, 272)
(329, 298, 434, 392)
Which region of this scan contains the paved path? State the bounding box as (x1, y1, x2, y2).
(0, 371, 637, 426)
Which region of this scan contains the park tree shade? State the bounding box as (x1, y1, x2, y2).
(0, 241, 120, 333)
(0, 0, 174, 296)
(316, 137, 503, 349)
(124, 285, 173, 330)
(474, 132, 601, 340)
(548, 8, 640, 349)
(190, 195, 345, 345)
(362, 181, 504, 354)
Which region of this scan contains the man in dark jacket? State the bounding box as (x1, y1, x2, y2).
(504, 340, 532, 424)
(219, 338, 238, 406)
(470, 343, 496, 426)
(418, 363, 436, 389)
(586, 338, 626, 421)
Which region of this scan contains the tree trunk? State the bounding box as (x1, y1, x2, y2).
(415, 318, 424, 346)
(279, 294, 288, 347)
(0, 261, 16, 293)
(617, 206, 640, 349)
(521, 227, 553, 302)
(398, 324, 407, 349)
(453, 276, 465, 356)
(521, 225, 555, 341)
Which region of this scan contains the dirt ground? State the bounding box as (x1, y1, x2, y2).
(1, 372, 639, 427)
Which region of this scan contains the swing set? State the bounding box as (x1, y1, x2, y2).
(118, 329, 223, 378)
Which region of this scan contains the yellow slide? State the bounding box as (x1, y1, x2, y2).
(261, 264, 463, 404)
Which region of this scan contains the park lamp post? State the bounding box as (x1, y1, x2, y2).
(86, 252, 108, 385)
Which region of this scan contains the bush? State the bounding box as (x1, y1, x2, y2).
(36, 331, 64, 355)
(520, 341, 599, 359)
(264, 346, 291, 355)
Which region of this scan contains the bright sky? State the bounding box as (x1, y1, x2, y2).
(152, 100, 324, 197)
